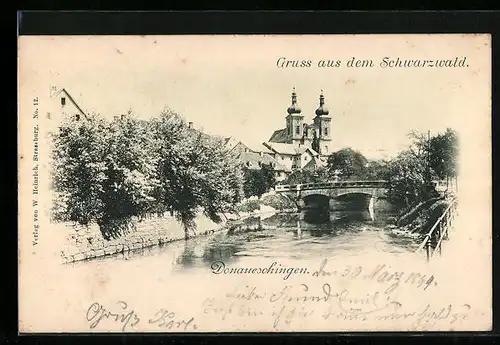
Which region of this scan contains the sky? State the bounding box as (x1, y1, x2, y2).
(19, 34, 490, 160)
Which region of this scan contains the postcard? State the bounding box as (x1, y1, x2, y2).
(18, 34, 491, 332)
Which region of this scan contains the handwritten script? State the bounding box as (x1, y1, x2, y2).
(86, 301, 197, 332)
(204, 260, 471, 331)
(203, 283, 471, 330)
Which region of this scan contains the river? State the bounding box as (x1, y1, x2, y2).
(24, 202, 487, 332)
(26, 208, 448, 332)
(71, 208, 421, 271)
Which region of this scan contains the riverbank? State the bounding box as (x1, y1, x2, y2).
(58, 206, 279, 264)
(235, 191, 297, 213)
(390, 197, 452, 239)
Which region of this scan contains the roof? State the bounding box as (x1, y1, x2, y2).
(305, 123, 318, 129)
(187, 126, 212, 141)
(297, 146, 320, 156)
(223, 137, 240, 151)
(237, 151, 288, 171)
(245, 142, 274, 154)
(52, 88, 88, 119)
(268, 128, 288, 143)
(302, 155, 327, 171)
(263, 142, 320, 156)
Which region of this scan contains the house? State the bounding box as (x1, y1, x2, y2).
(223, 137, 290, 182)
(46, 86, 88, 132)
(302, 154, 328, 171)
(262, 142, 323, 171)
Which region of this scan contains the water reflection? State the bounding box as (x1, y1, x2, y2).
(86, 208, 420, 270)
(167, 208, 420, 270)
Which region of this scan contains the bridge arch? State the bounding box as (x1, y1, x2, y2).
(302, 194, 330, 210)
(274, 180, 389, 211)
(335, 191, 374, 199)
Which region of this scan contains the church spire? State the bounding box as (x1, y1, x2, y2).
(287, 87, 302, 115)
(315, 89, 329, 116)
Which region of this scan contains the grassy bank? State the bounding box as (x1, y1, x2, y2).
(235, 192, 297, 214)
(394, 197, 451, 237)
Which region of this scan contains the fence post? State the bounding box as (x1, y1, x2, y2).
(438, 223, 442, 256)
(444, 212, 449, 240)
(426, 237, 431, 261)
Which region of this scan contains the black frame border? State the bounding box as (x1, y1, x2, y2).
(11, 10, 500, 345)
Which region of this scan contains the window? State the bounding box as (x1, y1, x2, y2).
(325, 146, 328, 153)
(319, 127, 322, 136)
(324, 127, 328, 136)
(61, 97, 66, 106)
(296, 125, 300, 134)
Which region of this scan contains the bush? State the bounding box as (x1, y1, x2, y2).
(396, 197, 441, 227)
(260, 193, 295, 210)
(236, 199, 261, 213)
(402, 199, 450, 235)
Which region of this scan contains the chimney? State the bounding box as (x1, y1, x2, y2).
(49, 85, 58, 99)
(260, 151, 263, 157)
(188, 121, 193, 129)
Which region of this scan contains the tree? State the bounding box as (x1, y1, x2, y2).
(52, 114, 108, 226)
(359, 160, 391, 180)
(428, 128, 458, 180)
(406, 129, 458, 180)
(261, 163, 277, 191)
(150, 109, 244, 239)
(326, 148, 368, 180)
(281, 167, 328, 185)
(52, 113, 160, 239)
(53, 108, 244, 240)
(385, 150, 435, 207)
(98, 114, 159, 239)
(384, 129, 457, 208)
(242, 163, 276, 198)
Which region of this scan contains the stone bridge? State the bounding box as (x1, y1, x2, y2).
(274, 180, 389, 211)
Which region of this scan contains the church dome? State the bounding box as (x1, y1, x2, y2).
(315, 90, 329, 116)
(315, 105, 329, 116)
(287, 103, 302, 114)
(287, 87, 302, 115)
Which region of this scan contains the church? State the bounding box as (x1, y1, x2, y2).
(262, 88, 332, 171)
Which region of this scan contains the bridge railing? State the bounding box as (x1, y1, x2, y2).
(415, 197, 458, 261)
(275, 180, 388, 192)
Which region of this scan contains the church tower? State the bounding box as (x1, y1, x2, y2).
(285, 87, 304, 145)
(313, 90, 332, 155)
